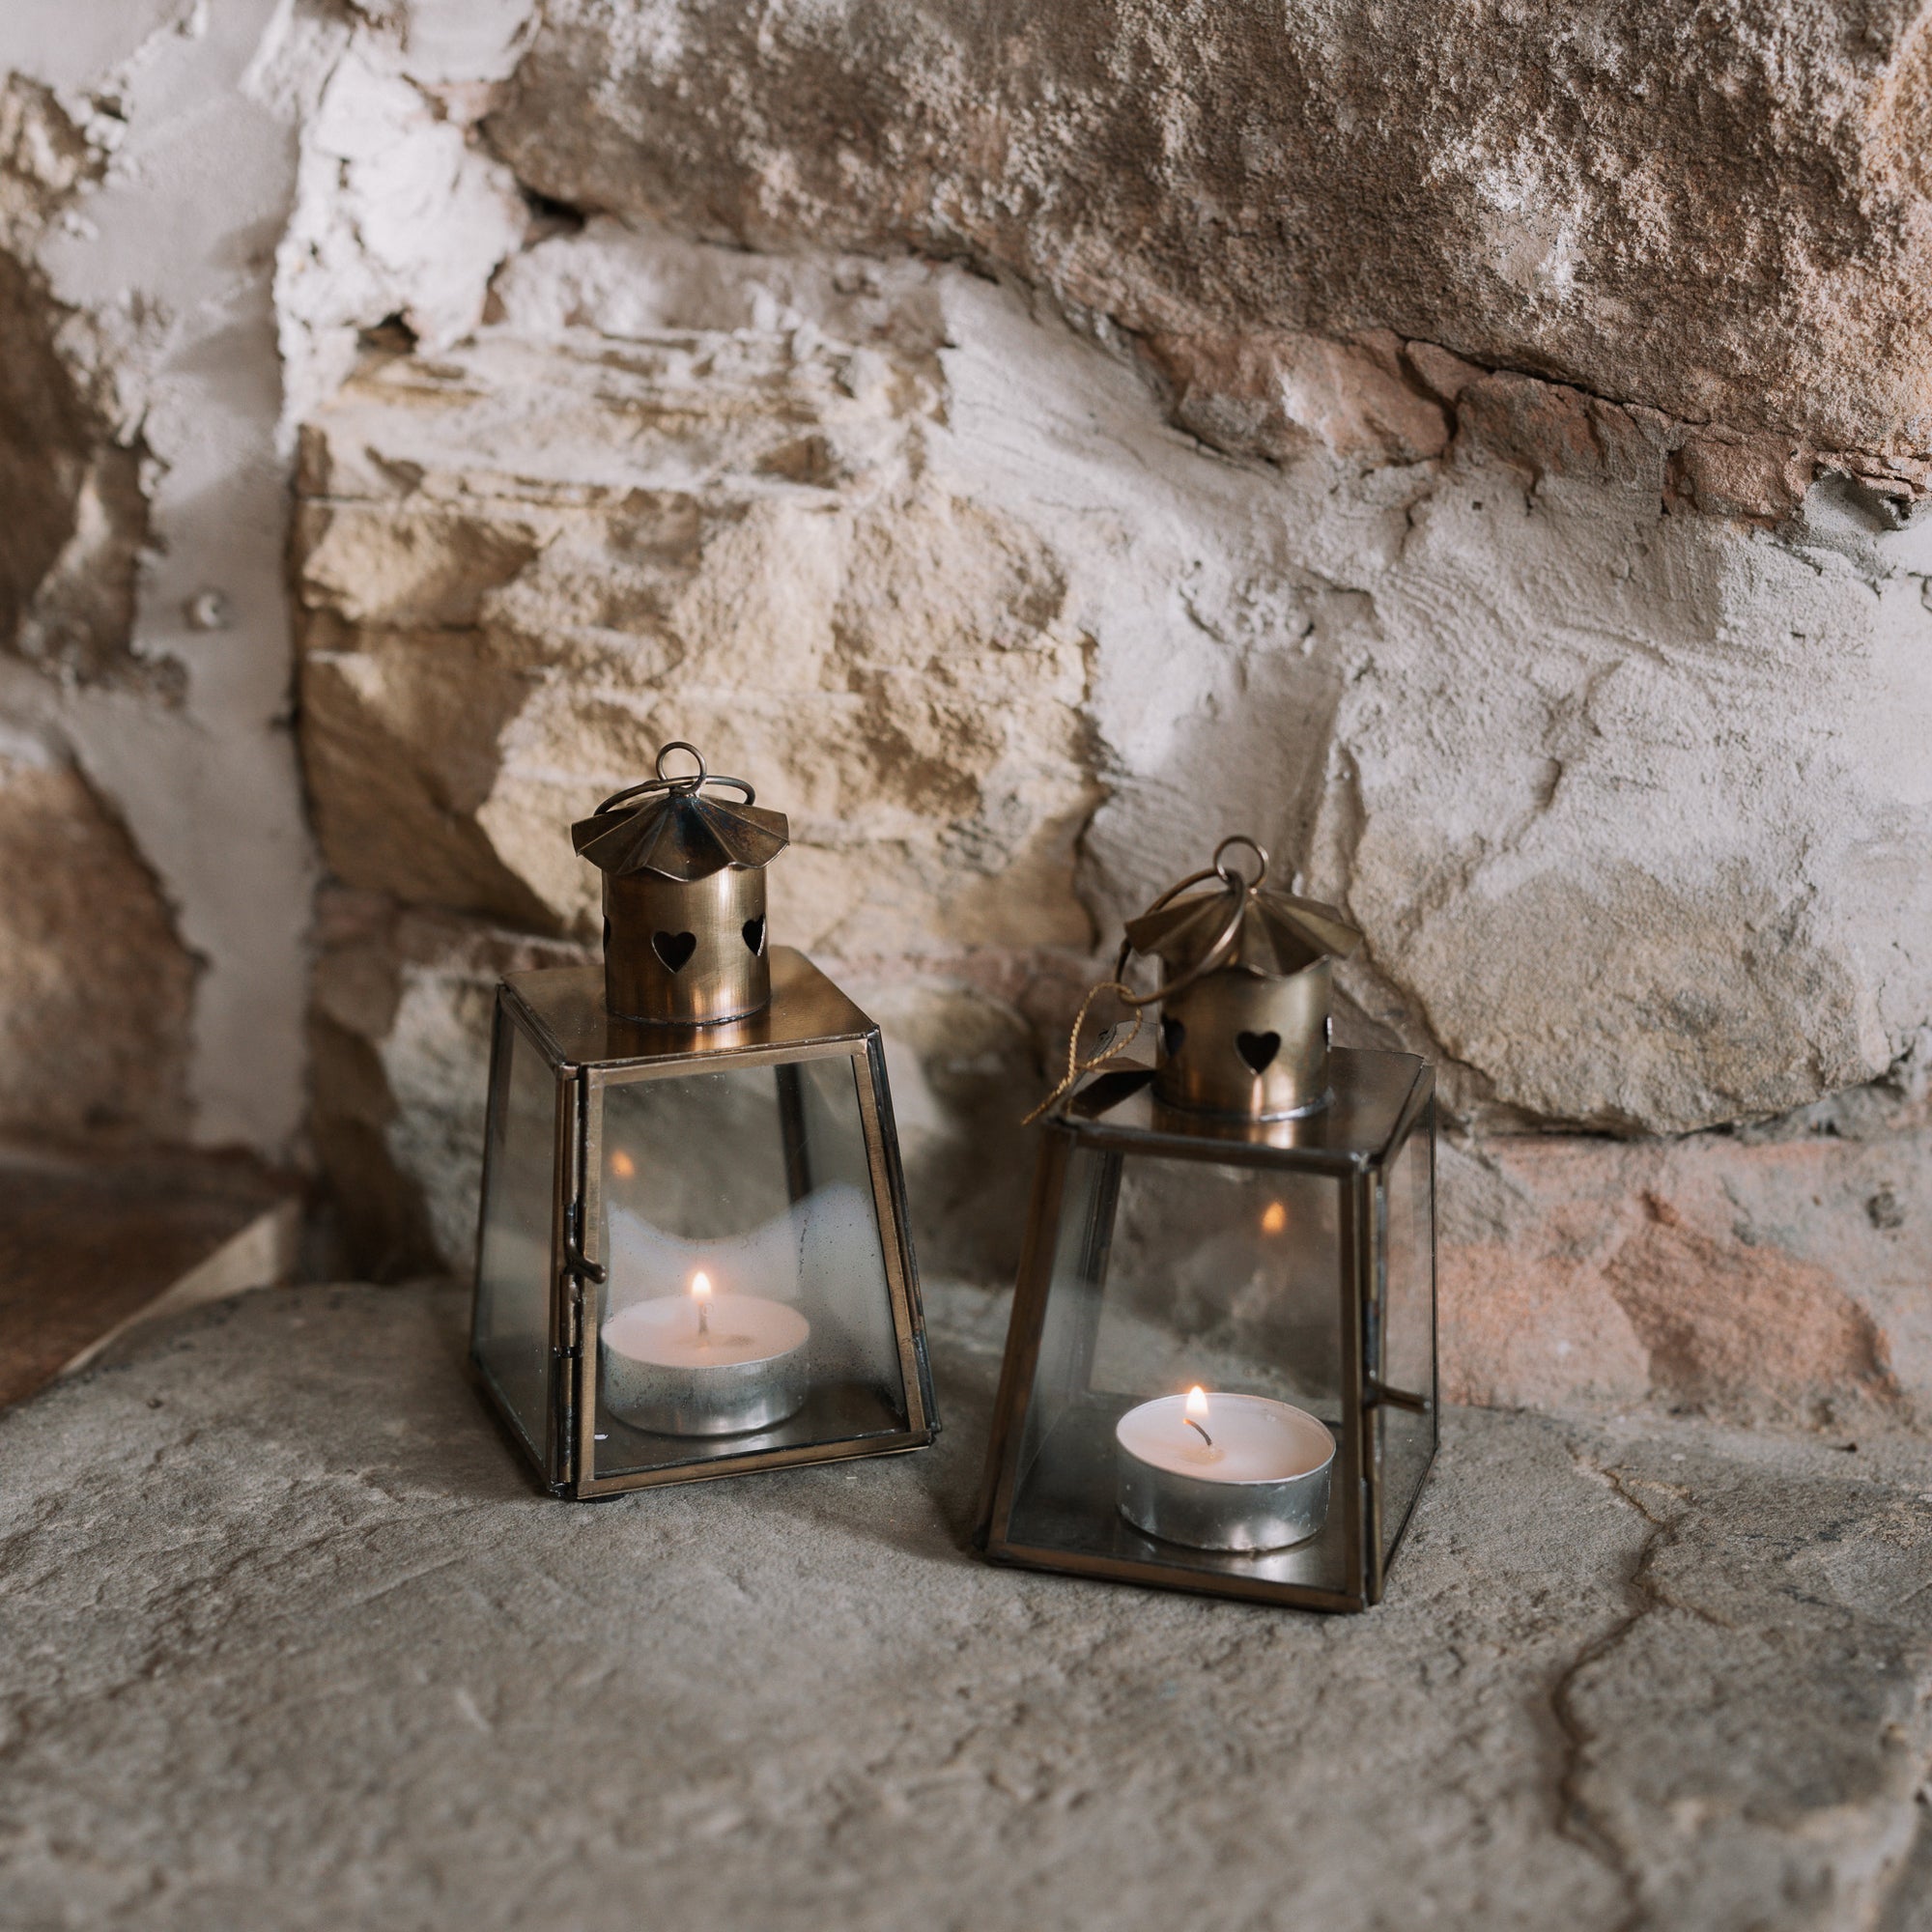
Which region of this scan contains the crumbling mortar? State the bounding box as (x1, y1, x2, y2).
(468, 106, 1905, 531)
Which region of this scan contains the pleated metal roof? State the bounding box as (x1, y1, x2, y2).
(571, 785, 790, 881)
(1124, 881, 1360, 978)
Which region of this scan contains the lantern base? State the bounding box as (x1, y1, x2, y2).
(1148, 1081, 1333, 1124)
(986, 1395, 1354, 1603)
(593, 1378, 916, 1475)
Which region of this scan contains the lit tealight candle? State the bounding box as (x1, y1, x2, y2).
(602, 1267, 810, 1437)
(1115, 1385, 1334, 1551)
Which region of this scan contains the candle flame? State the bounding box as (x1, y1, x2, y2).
(691, 1270, 712, 1302)
(610, 1149, 636, 1179)
(1261, 1200, 1286, 1235)
(1185, 1385, 1209, 1422)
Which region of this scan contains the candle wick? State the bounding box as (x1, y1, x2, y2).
(1186, 1418, 1213, 1448)
(696, 1300, 710, 1338)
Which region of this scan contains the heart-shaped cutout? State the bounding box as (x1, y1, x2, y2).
(742, 915, 766, 957)
(1236, 1030, 1281, 1075)
(652, 929, 697, 972)
(1160, 1015, 1186, 1058)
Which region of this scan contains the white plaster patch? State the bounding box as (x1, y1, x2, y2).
(9, 0, 319, 1150)
(275, 33, 527, 435)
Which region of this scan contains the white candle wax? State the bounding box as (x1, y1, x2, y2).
(602, 1283, 810, 1437)
(1115, 1389, 1333, 1551)
(604, 1292, 810, 1373)
(1116, 1391, 1329, 1481)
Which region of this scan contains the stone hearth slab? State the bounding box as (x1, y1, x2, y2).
(0, 1281, 1927, 1930)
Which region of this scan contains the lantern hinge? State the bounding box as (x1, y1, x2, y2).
(562, 1199, 606, 1288)
(558, 1202, 598, 1365)
(1364, 1378, 1430, 1413)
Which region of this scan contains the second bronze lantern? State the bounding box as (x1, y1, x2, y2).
(470, 742, 938, 1497)
(977, 838, 1438, 1612)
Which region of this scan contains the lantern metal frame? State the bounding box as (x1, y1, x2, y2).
(977, 1050, 1436, 1612)
(472, 946, 938, 1499)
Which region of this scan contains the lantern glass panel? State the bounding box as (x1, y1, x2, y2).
(1004, 1141, 1352, 1596)
(472, 1007, 559, 1459)
(1376, 1103, 1436, 1566)
(589, 1051, 909, 1482)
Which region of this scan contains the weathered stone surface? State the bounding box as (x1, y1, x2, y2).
(276, 37, 528, 431)
(295, 228, 1098, 1279)
(0, 1280, 1928, 1929)
(490, 0, 1932, 461)
(0, 89, 162, 699)
(297, 225, 1932, 1152)
(295, 273, 1095, 958)
(14, 2, 1932, 1452)
(0, 72, 99, 238)
(1150, 327, 1451, 471)
(307, 893, 584, 1277)
(0, 66, 205, 1161)
(0, 744, 193, 1141)
(2, 5, 322, 1154)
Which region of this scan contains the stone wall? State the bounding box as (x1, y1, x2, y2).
(9, 1, 1932, 1426)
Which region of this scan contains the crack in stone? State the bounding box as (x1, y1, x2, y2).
(1547, 1435, 1932, 1931)
(1546, 1439, 1679, 1931)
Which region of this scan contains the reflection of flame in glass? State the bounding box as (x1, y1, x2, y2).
(1261, 1201, 1287, 1236)
(1185, 1384, 1209, 1422)
(611, 1149, 636, 1179)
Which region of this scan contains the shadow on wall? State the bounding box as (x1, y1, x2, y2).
(0, 248, 197, 1146)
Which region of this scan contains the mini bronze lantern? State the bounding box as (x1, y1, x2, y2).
(574, 741, 786, 1026)
(470, 742, 938, 1497)
(978, 838, 1436, 1611)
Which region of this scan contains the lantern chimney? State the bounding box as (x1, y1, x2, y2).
(1122, 837, 1362, 1121)
(570, 741, 789, 1026)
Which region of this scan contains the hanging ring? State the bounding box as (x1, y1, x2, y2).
(1212, 835, 1268, 890)
(593, 741, 757, 817)
(1024, 877, 1244, 1121)
(1025, 833, 1271, 1120)
(655, 741, 708, 789)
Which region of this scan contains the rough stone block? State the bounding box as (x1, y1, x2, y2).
(491, 0, 1932, 463)
(1441, 1122, 1932, 1424)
